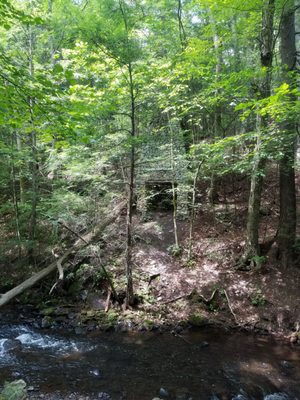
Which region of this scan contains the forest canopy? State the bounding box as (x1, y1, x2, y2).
(0, 0, 299, 307)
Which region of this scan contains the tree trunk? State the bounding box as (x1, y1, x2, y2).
(117, 1, 137, 307)
(125, 62, 135, 307)
(243, 0, 275, 266)
(208, 9, 223, 206)
(0, 201, 126, 308)
(28, 23, 38, 263)
(177, 0, 186, 49)
(245, 141, 266, 259)
(188, 160, 203, 260)
(168, 114, 180, 250)
(11, 136, 22, 258)
(16, 133, 25, 204)
(277, 0, 297, 267)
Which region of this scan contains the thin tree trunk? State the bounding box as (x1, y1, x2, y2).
(11, 141, 22, 258)
(277, 0, 297, 267)
(208, 9, 223, 206)
(16, 133, 25, 204)
(171, 135, 179, 248)
(188, 160, 203, 260)
(28, 23, 38, 263)
(177, 0, 187, 49)
(168, 114, 180, 249)
(117, 0, 137, 307)
(125, 62, 135, 307)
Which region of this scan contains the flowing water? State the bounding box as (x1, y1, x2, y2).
(0, 317, 300, 400)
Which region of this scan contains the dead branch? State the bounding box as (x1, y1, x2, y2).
(57, 220, 88, 244)
(161, 292, 192, 305)
(223, 289, 239, 325)
(161, 288, 219, 305)
(0, 200, 126, 308)
(196, 288, 218, 304)
(105, 288, 112, 313)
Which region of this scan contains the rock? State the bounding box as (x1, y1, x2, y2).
(231, 395, 248, 400)
(97, 392, 111, 400)
(288, 332, 298, 344)
(159, 388, 169, 397)
(11, 372, 22, 378)
(199, 341, 209, 348)
(3, 339, 22, 352)
(264, 394, 289, 400)
(89, 368, 102, 378)
(175, 387, 191, 400)
(41, 316, 53, 329)
(75, 326, 86, 335)
(280, 360, 293, 369)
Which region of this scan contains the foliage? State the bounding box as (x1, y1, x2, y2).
(250, 288, 267, 307)
(0, 0, 298, 301)
(0, 380, 27, 400)
(167, 244, 183, 257)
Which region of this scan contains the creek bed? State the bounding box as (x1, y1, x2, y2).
(0, 317, 299, 399)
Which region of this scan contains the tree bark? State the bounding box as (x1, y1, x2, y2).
(188, 160, 203, 260)
(177, 0, 187, 49)
(170, 120, 179, 248)
(277, 0, 297, 267)
(243, 0, 275, 266)
(0, 201, 126, 308)
(27, 22, 38, 263)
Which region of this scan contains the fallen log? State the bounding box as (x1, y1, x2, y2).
(0, 200, 126, 308)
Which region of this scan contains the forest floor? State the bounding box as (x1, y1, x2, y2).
(129, 209, 300, 337)
(1, 172, 300, 342)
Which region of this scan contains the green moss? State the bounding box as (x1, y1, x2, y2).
(188, 314, 206, 327)
(80, 309, 118, 330)
(144, 319, 154, 328)
(40, 307, 55, 316)
(106, 310, 118, 324)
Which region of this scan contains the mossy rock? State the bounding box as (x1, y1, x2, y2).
(101, 310, 118, 330)
(80, 309, 118, 329)
(1, 380, 27, 400)
(144, 319, 154, 327)
(67, 282, 81, 296)
(188, 314, 206, 327)
(40, 307, 55, 316)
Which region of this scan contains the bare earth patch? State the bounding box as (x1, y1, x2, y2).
(114, 208, 300, 340)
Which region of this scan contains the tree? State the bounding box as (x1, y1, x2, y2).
(276, 0, 297, 267)
(242, 0, 275, 267)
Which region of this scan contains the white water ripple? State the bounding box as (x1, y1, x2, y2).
(16, 331, 94, 354)
(0, 339, 8, 356)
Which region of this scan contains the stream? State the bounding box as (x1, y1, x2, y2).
(0, 315, 300, 400)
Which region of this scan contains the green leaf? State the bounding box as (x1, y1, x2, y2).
(53, 64, 64, 74)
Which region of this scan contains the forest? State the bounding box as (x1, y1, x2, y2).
(0, 0, 300, 382)
(0, 0, 300, 399)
